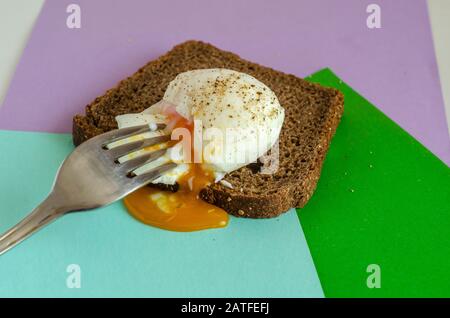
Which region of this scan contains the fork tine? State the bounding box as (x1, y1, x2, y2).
(118, 149, 167, 174)
(102, 123, 166, 148)
(131, 162, 177, 186)
(92, 125, 149, 146)
(107, 135, 171, 160)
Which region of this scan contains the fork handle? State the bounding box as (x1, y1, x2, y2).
(0, 192, 66, 256)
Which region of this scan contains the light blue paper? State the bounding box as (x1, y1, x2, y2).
(0, 130, 323, 297)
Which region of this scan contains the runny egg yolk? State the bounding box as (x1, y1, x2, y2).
(123, 109, 229, 232)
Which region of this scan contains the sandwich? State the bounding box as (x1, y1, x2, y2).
(73, 40, 344, 230)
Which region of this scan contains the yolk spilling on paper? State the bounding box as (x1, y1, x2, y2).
(123, 109, 229, 232)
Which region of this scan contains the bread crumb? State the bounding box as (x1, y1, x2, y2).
(220, 180, 233, 189)
(238, 209, 245, 216)
(227, 197, 232, 202)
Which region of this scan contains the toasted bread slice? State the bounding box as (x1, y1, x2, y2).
(73, 40, 344, 218)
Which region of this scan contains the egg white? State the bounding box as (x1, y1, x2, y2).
(109, 68, 285, 186)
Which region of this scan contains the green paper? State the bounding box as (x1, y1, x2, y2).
(299, 68, 450, 297)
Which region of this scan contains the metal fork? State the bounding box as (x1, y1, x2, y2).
(0, 124, 175, 256)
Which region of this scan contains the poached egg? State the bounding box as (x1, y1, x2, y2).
(110, 69, 285, 231)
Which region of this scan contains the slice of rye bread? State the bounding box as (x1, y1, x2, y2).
(73, 40, 344, 218)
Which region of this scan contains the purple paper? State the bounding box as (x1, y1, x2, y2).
(1, 0, 449, 165)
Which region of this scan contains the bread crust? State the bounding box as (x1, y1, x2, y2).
(72, 40, 344, 218)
